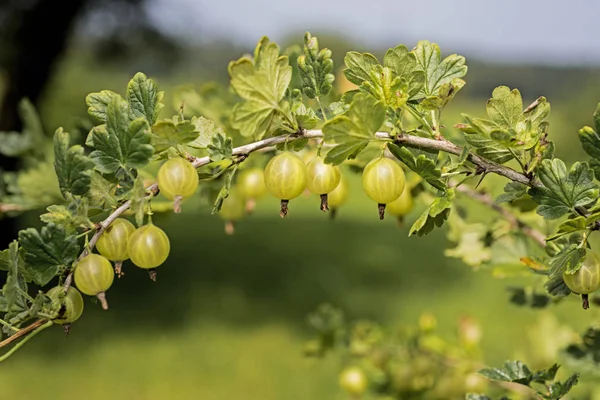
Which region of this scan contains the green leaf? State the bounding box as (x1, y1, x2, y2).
(129, 177, 148, 227)
(207, 133, 233, 162)
(486, 86, 523, 130)
(1, 241, 28, 313)
(212, 165, 239, 213)
(127, 72, 164, 124)
(529, 159, 598, 219)
(187, 117, 224, 149)
(412, 40, 467, 97)
(40, 202, 94, 235)
(495, 182, 528, 203)
(544, 374, 579, 400)
(89, 95, 154, 173)
(388, 144, 445, 190)
(0, 99, 47, 158)
(545, 273, 571, 297)
(409, 189, 454, 236)
(322, 93, 385, 165)
(229, 37, 293, 138)
(343, 51, 379, 86)
(151, 119, 199, 153)
(0, 131, 33, 157)
(549, 244, 586, 277)
(445, 214, 490, 267)
(383, 45, 425, 98)
(53, 128, 93, 197)
(2, 161, 63, 209)
(458, 91, 550, 158)
(85, 90, 119, 123)
(479, 360, 533, 385)
(546, 217, 587, 241)
(18, 223, 79, 286)
(297, 32, 334, 99)
(532, 364, 560, 383)
(86, 172, 118, 210)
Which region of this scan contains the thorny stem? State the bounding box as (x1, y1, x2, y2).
(0, 320, 53, 362)
(62, 128, 541, 295)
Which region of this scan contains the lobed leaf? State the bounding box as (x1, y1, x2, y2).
(529, 159, 598, 219)
(409, 189, 454, 236)
(388, 144, 445, 190)
(127, 72, 164, 124)
(151, 119, 199, 153)
(53, 128, 93, 197)
(89, 95, 154, 173)
(18, 223, 79, 286)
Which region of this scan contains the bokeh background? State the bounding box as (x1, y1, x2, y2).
(1, 1, 600, 399)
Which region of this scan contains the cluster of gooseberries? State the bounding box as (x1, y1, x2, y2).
(262, 147, 409, 220)
(51, 149, 414, 324)
(153, 146, 415, 235)
(50, 216, 170, 325)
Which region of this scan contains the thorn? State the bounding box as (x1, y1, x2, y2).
(114, 261, 124, 278)
(319, 194, 329, 212)
(148, 269, 157, 282)
(378, 203, 386, 220)
(97, 292, 109, 310)
(280, 200, 289, 218)
(474, 172, 487, 189)
(173, 195, 183, 213)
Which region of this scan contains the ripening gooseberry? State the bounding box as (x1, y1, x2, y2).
(306, 156, 341, 211)
(238, 168, 266, 199)
(46, 286, 84, 324)
(264, 152, 307, 217)
(362, 157, 406, 220)
(327, 173, 349, 209)
(96, 218, 135, 277)
(237, 168, 266, 214)
(219, 190, 246, 235)
(563, 252, 600, 304)
(338, 366, 368, 396)
(157, 157, 199, 213)
(386, 188, 414, 226)
(74, 254, 114, 310)
(127, 222, 170, 273)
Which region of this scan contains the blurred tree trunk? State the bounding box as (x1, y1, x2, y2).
(0, 0, 88, 248)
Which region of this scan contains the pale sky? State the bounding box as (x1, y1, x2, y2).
(144, 0, 600, 65)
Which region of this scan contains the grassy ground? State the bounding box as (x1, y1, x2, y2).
(1, 173, 596, 399)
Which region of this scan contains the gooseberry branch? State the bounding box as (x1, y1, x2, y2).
(60, 128, 540, 296)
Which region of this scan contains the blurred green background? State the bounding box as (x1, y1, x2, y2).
(1, 1, 600, 399)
